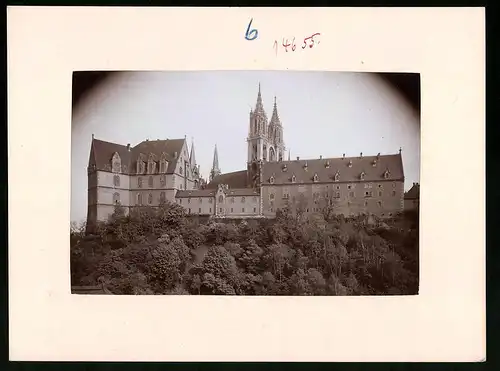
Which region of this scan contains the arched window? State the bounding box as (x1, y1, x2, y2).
(269, 147, 276, 162)
(111, 152, 121, 173)
(263, 145, 267, 161)
(137, 177, 143, 188)
(218, 195, 223, 203)
(160, 175, 166, 187)
(148, 193, 153, 204)
(231, 197, 235, 203)
(160, 191, 166, 203)
(148, 176, 154, 188)
(113, 175, 120, 187)
(334, 171, 340, 182)
(137, 193, 142, 205)
(113, 192, 120, 204)
(241, 197, 245, 203)
(270, 176, 275, 184)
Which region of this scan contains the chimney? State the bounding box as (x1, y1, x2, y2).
(377, 152, 380, 158)
(92, 133, 94, 140)
(342, 153, 345, 160)
(296, 156, 300, 161)
(127, 144, 131, 151)
(360, 152, 363, 158)
(146, 139, 149, 141)
(320, 155, 323, 159)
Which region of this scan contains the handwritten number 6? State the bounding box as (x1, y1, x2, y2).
(245, 18, 258, 41)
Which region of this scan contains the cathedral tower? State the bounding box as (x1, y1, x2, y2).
(247, 83, 269, 164)
(247, 83, 285, 165)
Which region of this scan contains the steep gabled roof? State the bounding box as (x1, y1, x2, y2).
(90, 139, 131, 172)
(90, 137, 186, 174)
(404, 183, 420, 199)
(206, 170, 249, 189)
(261, 153, 404, 185)
(130, 139, 185, 174)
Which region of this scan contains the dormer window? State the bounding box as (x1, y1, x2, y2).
(111, 152, 121, 173)
(291, 175, 296, 183)
(334, 171, 340, 182)
(372, 160, 378, 167)
(137, 154, 146, 174)
(303, 162, 308, 171)
(270, 176, 275, 184)
(383, 170, 390, 179)
(313, 173, 319, 182)
(360, 171, 366, 180)
(282, 164, 287, 172)
(325, 160, 330, 168)
(147, 153, 157, 174)
(160, 152, 168, 173)
(348, 160, 353, 168)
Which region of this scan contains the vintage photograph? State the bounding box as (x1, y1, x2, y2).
(71, 71, 420, 296)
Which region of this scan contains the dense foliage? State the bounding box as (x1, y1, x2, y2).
(71, 202, 419, 295)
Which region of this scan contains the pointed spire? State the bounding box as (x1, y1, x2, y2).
(269, 95, 281, 126)
(254, 82, 265, 114)
(210, 144, 221, 182)
(189, 137, 196, 168)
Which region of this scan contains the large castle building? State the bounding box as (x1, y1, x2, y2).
(86, 84, 405, 227)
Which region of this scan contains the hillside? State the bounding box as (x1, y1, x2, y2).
(70, 202, 419, 295)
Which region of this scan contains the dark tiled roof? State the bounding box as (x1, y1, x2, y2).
(206, 170, 249, 189)
(175, 189, 216, 198)
(91, 139, 130, 171)
(130, 139, 185, 174)
(90, 138, 186, 174)
(226, 188, 260, 196)
(261, 153, 404, 185)
(404, 183, 420, 199)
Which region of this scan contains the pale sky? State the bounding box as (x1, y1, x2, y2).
(71, 71, 420, 223)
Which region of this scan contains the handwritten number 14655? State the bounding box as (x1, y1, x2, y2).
(274, 33, 321, 55)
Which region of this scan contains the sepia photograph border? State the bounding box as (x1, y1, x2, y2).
(8, 7, 485, 362)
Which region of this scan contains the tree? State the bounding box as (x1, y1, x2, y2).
(198, 245, 239, 294)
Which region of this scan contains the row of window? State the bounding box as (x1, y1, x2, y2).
(279, 200, 387, 213)
(178, 196, 259, 204)
(278, 189, 398, 201)
(270, 171, 391, 184)
(179, 197, 213, 204)
(185, 207, 258, 214)
(137, 175, 168, 188)
(134, 192, 166, 205)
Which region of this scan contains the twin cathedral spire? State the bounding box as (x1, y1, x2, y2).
(247, 83, 286, 164)
(210, 84, 287, 181)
